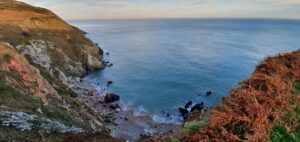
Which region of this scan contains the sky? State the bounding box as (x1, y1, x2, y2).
(19, 0, 300, 20)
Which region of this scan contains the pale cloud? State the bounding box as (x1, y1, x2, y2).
(18, 0, 300, 20)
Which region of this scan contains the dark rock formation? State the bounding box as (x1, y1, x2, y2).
(178, 107, 189, 119)
(206, 91, 212, 96)
(190, 102, 204, 113)
(107, 80, 113, 86)
(185, 101, 193, 109)
(105, 93, 120, 103)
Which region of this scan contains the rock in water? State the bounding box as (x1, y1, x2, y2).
(184, 101, 193, 109)
(190, 102, 204, 113)
(178, 107, 188, 119)
(107, 80, 113, 86)
(105, 93, 120, 103)
(206, 91, 212, 96)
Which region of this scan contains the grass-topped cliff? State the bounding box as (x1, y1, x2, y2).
(0, 44, 119, 142)
(0, 1, 119, 141)
(0, 0, 103, 78)
(148, 51, 300, 142)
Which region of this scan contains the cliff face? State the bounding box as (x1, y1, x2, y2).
(0, 0, 104, 79)
(0, 44, 57, 105)
(0, 1, 117, 141)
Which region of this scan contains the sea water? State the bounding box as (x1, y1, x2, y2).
(70, 19, 300, 122)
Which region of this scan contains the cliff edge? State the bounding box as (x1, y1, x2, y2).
(0, 0, 104, 79)
(0, 1, 119, 141)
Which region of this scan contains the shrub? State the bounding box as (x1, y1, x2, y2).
(183, 120, 208, 134)
(19, 39, 31, 46)
(294, 82, 300, 94)
(3, 54, 12, 63)
(183, 52, 300, 142)
(270, 124, 294, 142)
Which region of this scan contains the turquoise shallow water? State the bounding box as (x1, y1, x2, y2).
(70, 19, 300, 121)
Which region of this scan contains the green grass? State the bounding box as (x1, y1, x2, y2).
(0, 70, 43, 113)
(0, 70, 85, 129)
(183, 120, 207, 134)
(294, 82, 300, 95)
(270, 124, 300, 142)
(171, 139, 183, 142)
(19, 39, 31, 46)
(40, 69, 77, 98)
(270, 82, 300, 142)
(183, 112, 211, 134)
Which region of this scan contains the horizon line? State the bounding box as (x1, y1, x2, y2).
(67, 17, 300, 21)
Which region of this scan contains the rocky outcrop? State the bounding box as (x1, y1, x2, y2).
(16, 40, 87, 81)
(0, 43, 112, 141)
(105, 93, 120, 103)
(0, 111, 84, 133)
(0, 0, 123, 141)
(0, 0, 104, 79)
(0, 1, 114, 141)
(0, 43, 57, 105)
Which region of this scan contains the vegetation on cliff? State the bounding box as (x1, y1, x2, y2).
(166, 51, 300, 142)
(0, 44, 119, 141)
(0, 1, 118, 141)
(146, 51, 300, 142)
(0, 0, 104, 78)
(0, 1, 299, 142)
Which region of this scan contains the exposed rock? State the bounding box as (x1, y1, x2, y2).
(109, 104, 121, 110)
(86, 50, 103, 71)
(107, 80, 113, 86)
(206, 91, 212, 96)
(178, 107, 188, 119)
(105, 93, 120, 103)
(185, 101, 193, 109)
(0, 1, 104, 78)
(0, 44, 57, 105)
(36, 108, 43, 114)
(190, 102, 204, 113)
(0, 1, 112, 141)
(58, 68, 68, 83)
(107, 63, 113, 67)
(0, 111, 84, 134)
(16, 40, 52, 70)
(0, 42, 13, 48)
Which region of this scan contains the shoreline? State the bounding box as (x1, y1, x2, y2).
(67, 74, 181, 140)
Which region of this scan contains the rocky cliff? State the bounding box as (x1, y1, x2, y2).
(0, 0, 104, 79)
(0, 0, 118, 141)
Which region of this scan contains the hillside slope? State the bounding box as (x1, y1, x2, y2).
(0, 0, 119, 141)
(0, 0, 103, 79)
(149, 51, 300, 142)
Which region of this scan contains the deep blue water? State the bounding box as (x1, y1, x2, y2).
(70, 19, 300, 120)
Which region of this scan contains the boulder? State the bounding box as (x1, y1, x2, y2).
(104, 93, 120, 103)
(107, 80, 113, 86)
(178, 107, 188, 119)
(190, 102, 204, 113)
(206, 91, 212, 96)
(184, 101, 193, 109)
